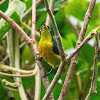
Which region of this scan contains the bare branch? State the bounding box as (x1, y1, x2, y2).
(59, 0, 96, 99)
(20, 21, 40, 37)
(32, 0, 36, 40)
(0, 63, 34, 74)
(2, 79, 18, 88)
(0, 10, 30, 43)
(85, 32, 99, 100)
(45, 0, 55, 26)
(34, 64, 41, 100)
(36, 60, 55, 100)
(0, 70, 36, 77)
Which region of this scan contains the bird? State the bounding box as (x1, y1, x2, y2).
(38, 24, 61, 68)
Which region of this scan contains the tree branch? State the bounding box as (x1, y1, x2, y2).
(0, 63, 34, 74)
(0, 66, 37, 77)
(32, 0, 36, 40)
(85, 32, 99, 100)
(2, 79, 18, 88)
(45, 0, 55, 26)
(58, 0, 96, 99)
(34, 64, 41, 100)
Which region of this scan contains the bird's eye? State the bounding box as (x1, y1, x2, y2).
(47, 25, 50, 29)
(47, 25, 51, 31)
(40, 24, 51, 32)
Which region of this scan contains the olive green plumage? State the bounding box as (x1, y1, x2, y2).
(38, 24, 61, 68)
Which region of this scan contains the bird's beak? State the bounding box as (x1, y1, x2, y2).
(42, 24, 48, 29)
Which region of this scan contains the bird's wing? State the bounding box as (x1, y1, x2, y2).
(52, 38, 59, 55)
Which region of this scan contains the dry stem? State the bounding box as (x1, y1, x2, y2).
(85, 32, 99, 100)
(2, 79, 18, 88)
(45, 0, 55, 26)
(0, 63, 34, 74)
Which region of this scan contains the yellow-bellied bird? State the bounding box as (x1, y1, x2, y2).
(38, 24, 61, 68)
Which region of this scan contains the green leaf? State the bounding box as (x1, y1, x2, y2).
(0, 0, 8, 12)
(64, 0, 89, 21)
(22, 77, 35, 89)
(21, 45, 35, 66)
(22, 0, 32, 11)
(79, 43, 94, 65)
(6, 0, 26, 17)
(0, 12, 20, 40)
(62, 33, 77, 50)
(0, 0, 26, 40)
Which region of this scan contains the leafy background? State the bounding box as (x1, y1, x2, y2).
(0, 0, 100, 100)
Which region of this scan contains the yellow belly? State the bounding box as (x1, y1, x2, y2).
(38, 41, 61, 68)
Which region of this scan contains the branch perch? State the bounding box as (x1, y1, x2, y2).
(0, 63, 34, 74)
(85, 31, 99, 100)
(2, 79, 18, 88)
(45, 0, 55, 26)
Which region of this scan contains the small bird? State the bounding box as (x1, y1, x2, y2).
(38, 24, 61, 68)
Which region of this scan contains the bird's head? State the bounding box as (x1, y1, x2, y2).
(40, 24, 51, 33)
(40, 24, 52, 41)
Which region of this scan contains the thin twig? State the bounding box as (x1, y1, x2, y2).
(85, 32, 99, 100)
(2, 79, 18, 88)
(13, 32, 28, 100)
(42, 27, 99, 100)
(34, 64, 41, 100)
(0, 10, 30, 43)
(32, 0, 36, 40)
(7, 29, 14, 67)
(32, 1, 41, 100)
(45, 0, 55, 26)
(0, 69, 36, 77)
(58, 0, 96, 100)
(21, 21, 40, 37)
(0, 63, 34, 74)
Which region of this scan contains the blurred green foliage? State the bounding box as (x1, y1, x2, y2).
(0, 0, 100, 100)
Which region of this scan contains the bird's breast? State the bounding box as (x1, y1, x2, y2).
(38, 41, 53, 58)
(38, 40, 61, 67)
